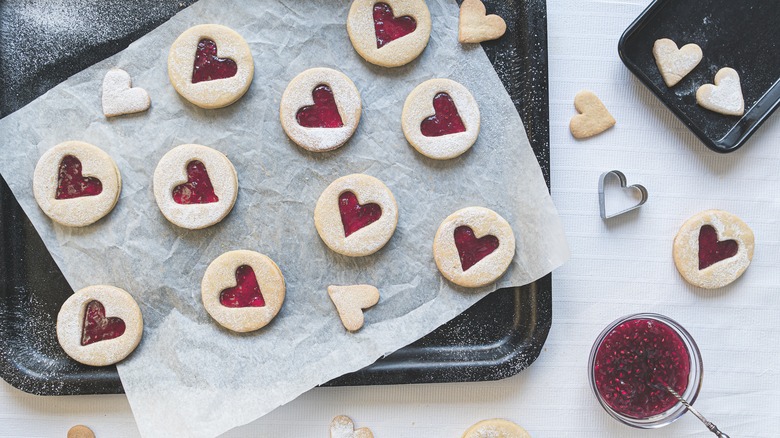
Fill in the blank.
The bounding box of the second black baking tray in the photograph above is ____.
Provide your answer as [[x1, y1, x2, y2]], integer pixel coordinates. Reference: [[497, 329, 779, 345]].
[[0, 0, 552, 395]]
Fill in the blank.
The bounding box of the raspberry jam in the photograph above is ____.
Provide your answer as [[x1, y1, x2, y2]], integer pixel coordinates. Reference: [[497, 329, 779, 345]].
[[172, 161, 219, 205], [698, 225, 738, 270], [81, 300, 126, 346], [420, 93, 467, 137], [373, 2, 417, 49], [56, 155, 103, 200], [454, 226, 499, 271], [296, 84, 344, 128], [192, 39, 238, 84], [339, 191, 382, 237], [219, 265, 266, 308]]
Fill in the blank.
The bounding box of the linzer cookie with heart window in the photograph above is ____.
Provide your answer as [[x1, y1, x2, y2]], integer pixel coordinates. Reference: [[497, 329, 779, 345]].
[[673, 209, 754, 289], [201, 250, 286, 332], [280, 68, 362, 152], [56, 285, 143, 367], [33, 141, 122, 227], [153, 144, 238, 230], [402, 78, 481, 160], [167, 24, 254, 109], [346, 0, 432, 68], [433, 206, 516, 288], [314, 174, 398, 257]]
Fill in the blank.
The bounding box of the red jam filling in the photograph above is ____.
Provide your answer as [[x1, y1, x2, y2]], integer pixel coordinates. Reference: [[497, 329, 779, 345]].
[[454, 226, 499, 271], [55, 155, 103, 200], [594, 318, 691, 419], [219, 265, 266, 308], [373, 2, 417, 49], [339, 191, 382, 237], [296, 84, 344, 128], [172, 161, 219, 205], [698, 225, 738, 270], [420, 93, 467, 137], [192, 39, 238, 84], [81, 300, 126, 346]]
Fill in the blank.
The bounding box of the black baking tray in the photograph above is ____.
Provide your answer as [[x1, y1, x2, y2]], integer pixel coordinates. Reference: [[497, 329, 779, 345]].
[[618, 0, 780, 153], [0, 0, 552, 395]]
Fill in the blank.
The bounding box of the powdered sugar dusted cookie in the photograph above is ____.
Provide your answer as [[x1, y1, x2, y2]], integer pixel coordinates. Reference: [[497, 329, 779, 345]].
[[280, 68, 362, 152], [168, 24, 254, 109], [102, 68, 151, 117], [346, 0, 432, 68], [696, 67, 745, 116], [330, 415, 374, 438], [433, 207, 515, 288], [328, 285, 380, 331], [153, 144, 238, 230], [56, 285, 143, 367], [458, 0, 507, 43], [201, 250, 286, 333], [314, 174, 398, 257], [652, 38, 702, 87], [673, 209, 754, 289], [33, 141, 121, 227], [569, 90, 616, 139], [462, 419, 531, 438], [402, 78, 481, 160]]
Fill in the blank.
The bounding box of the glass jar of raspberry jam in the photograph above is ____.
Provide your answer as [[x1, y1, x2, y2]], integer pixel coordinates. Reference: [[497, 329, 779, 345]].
[[588, 313, 703, 428]]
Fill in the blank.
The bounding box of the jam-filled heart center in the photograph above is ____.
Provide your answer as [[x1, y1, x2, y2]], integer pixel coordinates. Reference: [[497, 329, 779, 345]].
[[420, 93, 467, 137], [373, 2, 417, 49], [296, 84, 344, 128], [339, 191, 382, 237], [172, 160, 220, 205], [698, 224, 738, 270], [219, 265, 266, 308], [192, 39, 238, 83], [81, 300, 126, 346], [454, 225, 499, 271], [56, 155, 103, 200]]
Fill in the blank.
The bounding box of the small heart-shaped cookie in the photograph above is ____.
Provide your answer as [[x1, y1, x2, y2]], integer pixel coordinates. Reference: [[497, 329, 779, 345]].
[[458, 0, 506, 43], [328, 285, 379, 332], [102, 69, 150, 117], [696, 67, 745, 116], [569, 90, 615, 139], [330, 415, 374, 438], [652, 38, 702, 87]]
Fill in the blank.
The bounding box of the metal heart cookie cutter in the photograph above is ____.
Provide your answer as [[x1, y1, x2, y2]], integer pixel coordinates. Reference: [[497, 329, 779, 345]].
[[598, 170, 648, 219]]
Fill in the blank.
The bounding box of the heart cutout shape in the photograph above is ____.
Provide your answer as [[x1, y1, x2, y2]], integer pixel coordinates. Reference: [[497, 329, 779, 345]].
[[328, 285, 380, 331], [339, 191, 382, 237], [192, 39, 238, 84], [172, 160, 220, 204], [570, 90, 616, 139], [373, 2, 417, 49], [652, 39, 702, 87], [219, 265, 266, 308], [56, 155, 103, 200], [330, 415, 374, 438], [458, 0, 507, 43], [454, 225, 499, 271], [420, 92, 467, 137], [101, 69, 151, 117], [81, 300, 126, 346], [698, 225, 738, 270], [296, 84, 344, 128], [696, 67, 745, 116], [598, 170, 648, 219]]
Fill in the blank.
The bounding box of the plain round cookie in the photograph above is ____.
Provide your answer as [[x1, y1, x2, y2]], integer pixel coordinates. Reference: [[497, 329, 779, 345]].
[[168, 24, 254, 109], [673, 209, 754, 289], [57, 285, 143, 367], [201, 250, 286, 332], [346, 0, 432, 67], [280, 68, 362, 152], [462, 419, 531, 438], [434, 207, 516, 288], [153, 144, 238, 230], [33, 141, 122, 227], [402, 78, 481, 159], [314, 174, 398, 257]]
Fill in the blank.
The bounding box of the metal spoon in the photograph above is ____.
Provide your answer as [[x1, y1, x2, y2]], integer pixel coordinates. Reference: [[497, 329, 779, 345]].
[[662, 384, 730, 438]]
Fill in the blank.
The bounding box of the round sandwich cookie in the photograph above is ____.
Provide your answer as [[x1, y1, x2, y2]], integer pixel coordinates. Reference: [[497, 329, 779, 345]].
[[57, 285, 143, 367], [33, 141, 122, 227], [673, 209, 754, 289], [201, 250, 286, 333], [433, 207, 516, 288], [168, 24, 254, 109], [462, 419, 531, 438]]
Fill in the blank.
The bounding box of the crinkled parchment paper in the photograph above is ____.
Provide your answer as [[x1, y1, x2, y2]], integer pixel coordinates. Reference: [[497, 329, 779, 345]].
[[0, 0, 568, 436]]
